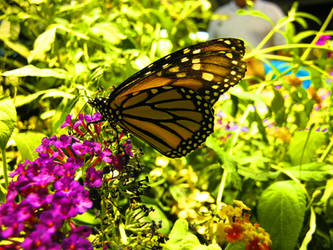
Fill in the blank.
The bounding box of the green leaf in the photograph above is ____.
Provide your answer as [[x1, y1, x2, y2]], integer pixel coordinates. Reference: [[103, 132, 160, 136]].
[[236, 9, 273, 24], [15, 92, 46, 107], [13, 132, 46, 161], [205, 136, 236, 172], [271, 88, 285, 114], [169, 184, 190, 202], [229, 88, 264, 103], [0, 98, 17, 149], [293, 30, 318, 43], [258, 181, 306, 250], [2, 65, 68, 79], [164, 219, 201, 250], [193, 244, 222, 250], [0, 18, 20, 40], [288, 130, 327, 165], [28, 26, 57, 62], [14, 89, 74, 107], [296, 12, 321, 25], [0, 38, 30, 58], [52, 96, 80, 133], [91, 23, 126, 44], [225, 242, 245, 250], [284, 162, 333, 182], [41, 89, 75, 99], [141, 204, 172, 234], [74, 211, 99, 225], [253, 109, 268, 143]]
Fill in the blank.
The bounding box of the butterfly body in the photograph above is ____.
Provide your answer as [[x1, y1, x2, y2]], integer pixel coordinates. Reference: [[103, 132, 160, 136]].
[[89, 38, 246, 158]]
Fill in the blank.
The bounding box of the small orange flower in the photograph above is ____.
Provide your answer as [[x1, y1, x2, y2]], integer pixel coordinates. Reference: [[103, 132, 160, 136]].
[[245, 236, 271, 250], [225, 222, 244, 242]]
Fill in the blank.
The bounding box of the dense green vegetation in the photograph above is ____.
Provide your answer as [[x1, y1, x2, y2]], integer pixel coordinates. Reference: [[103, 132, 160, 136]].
[[0, 0, 332, 249]]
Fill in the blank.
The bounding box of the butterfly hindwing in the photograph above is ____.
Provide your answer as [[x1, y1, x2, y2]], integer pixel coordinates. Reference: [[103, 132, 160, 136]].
[[115, 86, 215, 158]]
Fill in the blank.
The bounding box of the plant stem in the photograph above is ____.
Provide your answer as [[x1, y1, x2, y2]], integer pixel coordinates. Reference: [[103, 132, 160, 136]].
[[255, 13, 294, 52], [301, 8, 333, 61], [215, 81, 266, 209], [319, 136, 333, 162], [2, 148, 8, 189]]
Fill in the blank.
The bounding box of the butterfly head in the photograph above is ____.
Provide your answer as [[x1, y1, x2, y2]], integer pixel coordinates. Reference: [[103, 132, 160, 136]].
[[88, 97, 114, 121]]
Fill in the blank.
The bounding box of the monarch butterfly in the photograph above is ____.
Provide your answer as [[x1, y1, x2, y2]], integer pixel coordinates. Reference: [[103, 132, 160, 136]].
[[89, 38, 246, 158]]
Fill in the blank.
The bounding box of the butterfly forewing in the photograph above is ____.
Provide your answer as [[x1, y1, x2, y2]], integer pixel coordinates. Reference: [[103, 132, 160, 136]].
[[111, 38, 246, 104], [89, 38, 246, 158]]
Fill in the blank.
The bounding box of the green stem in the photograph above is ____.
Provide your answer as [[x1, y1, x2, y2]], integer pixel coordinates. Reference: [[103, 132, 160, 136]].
[[301, 8, 333, 61], [215, 169, 228, 214], [2, 148, 8, 189], [245, 44, 333, 59], [319, 135, 333, 162], [255, 13, 294, 52], [100, 185, 106, 244], [214, 81, 266, 210]]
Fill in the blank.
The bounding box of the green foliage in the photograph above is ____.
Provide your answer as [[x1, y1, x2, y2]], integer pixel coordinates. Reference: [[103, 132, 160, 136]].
[[258, 181, 306, 250], [1, 0, 333, 249], [288, 130, 328, 165], [0, 98, 16, 149], [164, 219, 222, 250], [13, 132, 46, 161]]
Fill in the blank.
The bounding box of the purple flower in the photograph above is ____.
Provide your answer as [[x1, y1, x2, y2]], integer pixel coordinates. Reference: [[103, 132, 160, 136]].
[[62, 233, 93, 250], [22, 226, 60, 250], [85, 167, 103, 188], [70, 189, 93, 214], [25, 188, 50, 208], [316, 35, 331, 45], [0, 113, 136, 248], [72, 142, 90, 155], [54, 177, 82, 195], [61, 114, 73, 128], [39, 211, 63, 234]]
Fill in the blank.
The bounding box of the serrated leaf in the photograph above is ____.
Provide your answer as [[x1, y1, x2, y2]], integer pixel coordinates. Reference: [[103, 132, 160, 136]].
[[258, 181, 306, 250], [28, 26, 57, 62], [0, 98, 17, 149], [2, 65, 68, 79], [13, 132, 46, 161], [288, 130, 327, 165], [285, 162, 333, 182]]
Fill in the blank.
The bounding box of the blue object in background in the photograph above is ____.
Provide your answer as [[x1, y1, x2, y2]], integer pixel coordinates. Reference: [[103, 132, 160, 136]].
[[264, 60, 312, 89]]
